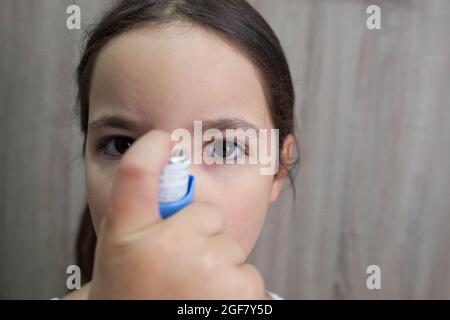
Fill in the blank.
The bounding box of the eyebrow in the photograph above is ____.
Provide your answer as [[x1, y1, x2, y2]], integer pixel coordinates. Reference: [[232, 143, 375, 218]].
[[201, 118, 260, 132], [88, 115, 138, 132], [88, 115, 260, 133]]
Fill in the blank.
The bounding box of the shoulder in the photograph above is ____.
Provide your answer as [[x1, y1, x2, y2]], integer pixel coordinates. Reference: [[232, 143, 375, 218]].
[[266, 290, 285, 300]]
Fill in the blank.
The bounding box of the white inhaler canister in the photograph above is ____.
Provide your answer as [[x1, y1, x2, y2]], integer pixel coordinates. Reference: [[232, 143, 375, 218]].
[[158, 149, 195, 219]]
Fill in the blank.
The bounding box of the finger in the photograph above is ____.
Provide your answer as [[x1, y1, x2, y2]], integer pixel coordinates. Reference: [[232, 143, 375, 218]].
[[107, 130, 174, 236], [164, 202, 225, 236], [209, 234, 246, 265], [237, 264, 266, 299]]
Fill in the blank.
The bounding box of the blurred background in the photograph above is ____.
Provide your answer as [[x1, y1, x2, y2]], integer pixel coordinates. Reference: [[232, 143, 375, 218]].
[[1, 0, 449, 299]]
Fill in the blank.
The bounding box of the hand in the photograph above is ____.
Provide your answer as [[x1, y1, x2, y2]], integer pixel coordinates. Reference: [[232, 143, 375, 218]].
[[88, 130, 267, 299]]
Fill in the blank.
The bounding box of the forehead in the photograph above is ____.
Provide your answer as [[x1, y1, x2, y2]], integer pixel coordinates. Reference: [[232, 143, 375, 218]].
[[88, 21, 272, 131]]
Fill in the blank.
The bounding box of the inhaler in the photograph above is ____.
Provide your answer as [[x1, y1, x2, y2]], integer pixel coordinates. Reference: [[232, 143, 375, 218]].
[[158, 147, 195, 219]]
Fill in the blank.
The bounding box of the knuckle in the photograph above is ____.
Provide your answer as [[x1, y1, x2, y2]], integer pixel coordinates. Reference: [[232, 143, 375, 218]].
[[198, 245, 224, 277], [200, 259, 216, 277], [199, 248, 218, 273], [196, 203, 225, 227]]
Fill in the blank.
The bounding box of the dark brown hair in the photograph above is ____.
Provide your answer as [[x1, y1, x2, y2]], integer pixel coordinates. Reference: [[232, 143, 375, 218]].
[[75, 0, 298, 284]]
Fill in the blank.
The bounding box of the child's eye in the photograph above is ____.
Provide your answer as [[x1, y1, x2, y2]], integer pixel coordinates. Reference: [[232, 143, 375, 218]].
[[97, 136, 134, 158], [203, 139, 247, 162]]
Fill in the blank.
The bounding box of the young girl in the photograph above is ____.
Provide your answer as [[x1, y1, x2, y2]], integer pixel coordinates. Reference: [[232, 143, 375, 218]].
[[64, 0, 297, 300]]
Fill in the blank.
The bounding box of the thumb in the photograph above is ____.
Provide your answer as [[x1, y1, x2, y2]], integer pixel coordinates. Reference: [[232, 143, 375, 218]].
[[106, 130, 174, 236]]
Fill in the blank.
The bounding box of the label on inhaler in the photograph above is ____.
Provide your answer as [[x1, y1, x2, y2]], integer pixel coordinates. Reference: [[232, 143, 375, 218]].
[[159, 157, 190, 203], [158, 147, 194, 219]]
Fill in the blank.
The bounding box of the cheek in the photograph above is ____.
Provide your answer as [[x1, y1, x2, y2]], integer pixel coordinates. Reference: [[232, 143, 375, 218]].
[[194, 166, 274, 255], [85, 157, 115, 234]]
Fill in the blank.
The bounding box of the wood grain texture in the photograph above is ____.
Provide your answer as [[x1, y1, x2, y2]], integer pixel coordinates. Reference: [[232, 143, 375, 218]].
[[1, 0, 449, 299]]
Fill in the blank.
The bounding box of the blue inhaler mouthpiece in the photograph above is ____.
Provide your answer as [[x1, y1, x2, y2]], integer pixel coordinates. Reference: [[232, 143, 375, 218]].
[[158, 148, 194, 219], [159, 175, 195, 219]]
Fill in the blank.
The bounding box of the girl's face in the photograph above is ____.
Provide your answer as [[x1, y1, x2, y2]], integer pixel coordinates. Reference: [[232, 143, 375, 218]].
[[85, 22, 288, 257]]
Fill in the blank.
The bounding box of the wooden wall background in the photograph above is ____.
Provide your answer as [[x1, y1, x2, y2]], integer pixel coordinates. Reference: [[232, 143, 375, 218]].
[[1, 0, 449, 299]]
